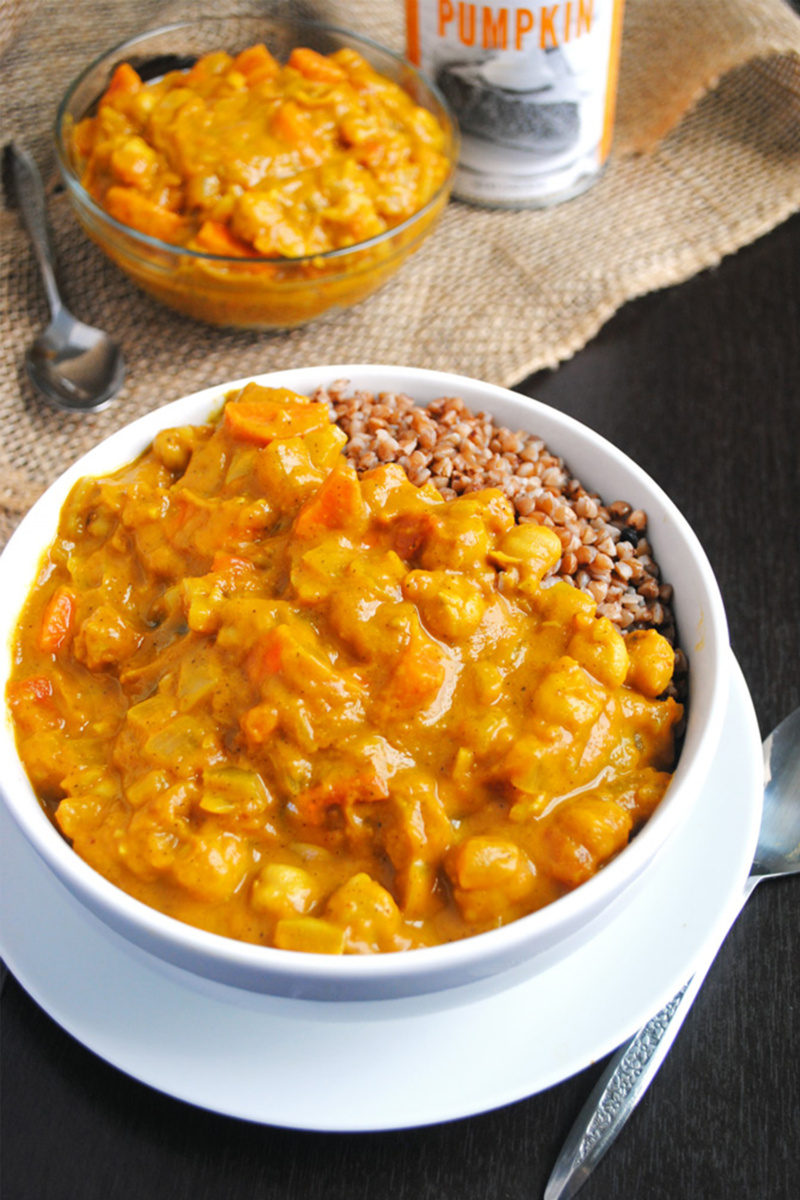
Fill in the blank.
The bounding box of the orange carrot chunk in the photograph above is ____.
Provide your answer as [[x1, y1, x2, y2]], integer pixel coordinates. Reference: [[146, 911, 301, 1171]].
[[246, 629, 286, 683], [287, 47, 347, 83], [210, 551, 255, 577], [100, 62, 142, 104], [10, 674, 53, 704], [233, 43, 280, 81], [39, 586, 76, 653], [195, 220, 258, 258], [7, 675, 59, 735]]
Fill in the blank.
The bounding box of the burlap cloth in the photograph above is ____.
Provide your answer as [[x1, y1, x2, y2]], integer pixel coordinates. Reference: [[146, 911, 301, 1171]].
[[3, 0, 800, 547]]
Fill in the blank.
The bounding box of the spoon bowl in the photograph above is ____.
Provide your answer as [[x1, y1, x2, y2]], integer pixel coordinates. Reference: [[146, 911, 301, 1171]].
[[26, 305, 125, 413], [5, 143, 124, 412]]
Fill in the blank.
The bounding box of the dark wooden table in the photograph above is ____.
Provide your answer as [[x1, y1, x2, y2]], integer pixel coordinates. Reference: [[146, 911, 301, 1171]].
[[2, 207, 799, 1200]]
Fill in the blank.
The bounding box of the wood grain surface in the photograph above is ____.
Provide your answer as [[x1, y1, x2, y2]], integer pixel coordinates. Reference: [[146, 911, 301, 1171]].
[[2, 207, 799, 1200]]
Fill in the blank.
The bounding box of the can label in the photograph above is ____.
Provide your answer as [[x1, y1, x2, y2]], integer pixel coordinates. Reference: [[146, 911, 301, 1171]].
[[407, 1, 625, 207]]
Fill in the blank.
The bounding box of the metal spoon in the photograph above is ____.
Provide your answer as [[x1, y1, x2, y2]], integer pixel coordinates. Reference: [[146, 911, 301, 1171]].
[[546, 704, 800, 1200], [5, 143, 125, 412]]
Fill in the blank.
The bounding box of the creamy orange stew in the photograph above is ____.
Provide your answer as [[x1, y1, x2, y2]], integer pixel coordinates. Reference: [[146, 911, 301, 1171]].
[[8, 386, 683, 953], [72, 43, 451, 258]]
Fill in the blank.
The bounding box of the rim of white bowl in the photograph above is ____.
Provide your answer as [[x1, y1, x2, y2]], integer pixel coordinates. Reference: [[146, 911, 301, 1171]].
[[0, 366, 730, 993]]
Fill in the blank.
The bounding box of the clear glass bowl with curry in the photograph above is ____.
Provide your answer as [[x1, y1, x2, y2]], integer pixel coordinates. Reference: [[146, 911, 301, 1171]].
[[55, 17, 458, 329]]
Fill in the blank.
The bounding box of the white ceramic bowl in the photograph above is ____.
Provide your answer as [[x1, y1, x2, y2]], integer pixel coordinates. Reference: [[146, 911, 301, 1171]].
[[0, 366, 729, 1001]]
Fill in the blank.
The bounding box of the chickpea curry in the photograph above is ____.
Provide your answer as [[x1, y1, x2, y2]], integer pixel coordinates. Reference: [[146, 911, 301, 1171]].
[[71, 42, 451, 259], [8, 386, 684, 954]]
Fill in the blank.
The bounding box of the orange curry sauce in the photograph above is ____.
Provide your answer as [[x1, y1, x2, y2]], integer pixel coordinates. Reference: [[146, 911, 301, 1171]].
[[8, 386, 683, 953]]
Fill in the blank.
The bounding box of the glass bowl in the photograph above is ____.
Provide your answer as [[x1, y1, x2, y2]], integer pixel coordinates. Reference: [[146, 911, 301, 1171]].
[[55, 16, 458, 330]]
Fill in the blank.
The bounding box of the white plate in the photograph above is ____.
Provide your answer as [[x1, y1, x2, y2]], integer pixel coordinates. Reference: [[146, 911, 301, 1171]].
[[0, 653, 761, 1131]]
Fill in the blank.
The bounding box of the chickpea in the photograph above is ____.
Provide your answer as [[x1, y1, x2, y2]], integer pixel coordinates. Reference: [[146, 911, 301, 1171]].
[[625, 629, 674, 697]]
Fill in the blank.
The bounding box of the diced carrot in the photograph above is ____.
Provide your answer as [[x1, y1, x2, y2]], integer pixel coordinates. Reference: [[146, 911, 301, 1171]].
[[100, 63, 142, 105], [271, 100, 313, 146], [233, 43, 279, 82], [7, 675, 59, 735], [39, 586, 76, 653], [292, 459, 366, 539], [224, 394, 330, 446], [210, 551, 255, 578], [195, 220, 258, 258], [247, 628, 286, 682], [10, 674, 53, 704], [287, 47, 346, 83], [105, 187, 185, 242]]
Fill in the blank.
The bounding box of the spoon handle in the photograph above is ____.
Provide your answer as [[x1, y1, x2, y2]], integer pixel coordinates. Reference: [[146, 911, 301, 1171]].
[[6, 144, 62, 318], [544, 879, 756, 1200], [543, 970, 706, 1200]]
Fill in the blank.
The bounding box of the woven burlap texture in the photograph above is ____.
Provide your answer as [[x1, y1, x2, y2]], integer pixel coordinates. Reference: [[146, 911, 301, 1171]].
[[3, 0, 800, 546]]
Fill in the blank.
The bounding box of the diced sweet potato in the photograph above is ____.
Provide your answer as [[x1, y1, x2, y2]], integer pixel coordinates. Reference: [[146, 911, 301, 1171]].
[[105, 187, 185, 242], [271, 100, 314, 146], [293, 766, 389, 825], [224, 386, 330, 446], [7, 361, 684, 958], [381, 624, 446, 712], [292, 458, 366, 539]]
